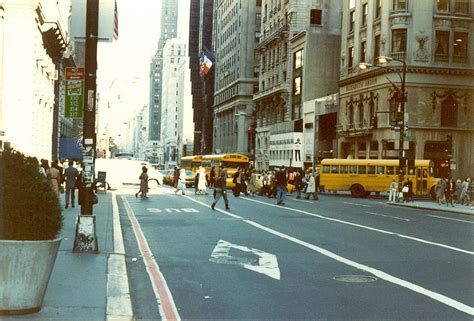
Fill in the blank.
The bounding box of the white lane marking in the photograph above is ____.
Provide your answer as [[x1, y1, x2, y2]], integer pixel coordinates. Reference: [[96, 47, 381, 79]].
[[122, 197, 181, 321], [426, 215, 474, 224], [210, 240, 280, 280], [294, 199, 314, 204], [243, 220, 474, 317], [183, 196, 474, 316], [343, 201, 372, 208], [242, 197, 474, 255], [365, 211, 411, 222]]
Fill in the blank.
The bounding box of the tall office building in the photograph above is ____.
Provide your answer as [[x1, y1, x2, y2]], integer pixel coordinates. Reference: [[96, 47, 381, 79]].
[[254, 0, 342, 170], [212, 0, 261, 156], [338, 0, 473, 179], [161, 39, 188, 168], [147, 0, 178, 162], [188, 0, 214, 155]]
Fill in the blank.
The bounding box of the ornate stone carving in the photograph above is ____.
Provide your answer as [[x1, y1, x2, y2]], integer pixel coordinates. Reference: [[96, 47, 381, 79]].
[[414, 34, 429, 62]]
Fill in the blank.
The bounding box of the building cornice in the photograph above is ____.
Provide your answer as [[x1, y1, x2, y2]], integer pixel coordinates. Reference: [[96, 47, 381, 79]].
[[339, 66, 474, 87]]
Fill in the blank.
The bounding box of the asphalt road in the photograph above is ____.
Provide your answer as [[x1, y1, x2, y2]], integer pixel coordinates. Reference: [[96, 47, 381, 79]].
[[118, 186, 474, 321]]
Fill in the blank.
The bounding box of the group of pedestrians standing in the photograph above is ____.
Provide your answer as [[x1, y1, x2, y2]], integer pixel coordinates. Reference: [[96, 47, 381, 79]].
[[435, 176, 471, 206], [36, 158, 81, 208]]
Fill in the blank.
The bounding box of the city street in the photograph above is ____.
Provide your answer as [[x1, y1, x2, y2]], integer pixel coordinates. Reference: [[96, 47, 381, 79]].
[[117, 187, 474, 321]]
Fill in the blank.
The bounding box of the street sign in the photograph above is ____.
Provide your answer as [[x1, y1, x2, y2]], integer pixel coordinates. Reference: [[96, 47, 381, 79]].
[[64, 67, 85, 118], [404, 135, 416, 141]]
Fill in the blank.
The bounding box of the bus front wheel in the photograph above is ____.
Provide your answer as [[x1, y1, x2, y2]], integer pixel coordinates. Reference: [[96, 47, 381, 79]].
[[350, 184, 365, 198]]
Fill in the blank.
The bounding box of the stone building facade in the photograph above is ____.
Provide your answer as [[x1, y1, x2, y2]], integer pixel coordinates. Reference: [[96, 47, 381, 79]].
[[0, 0, 69, 159], [212, 0, 261, 156], [254, 0, 342, 170], [338, 0, 474, 179]]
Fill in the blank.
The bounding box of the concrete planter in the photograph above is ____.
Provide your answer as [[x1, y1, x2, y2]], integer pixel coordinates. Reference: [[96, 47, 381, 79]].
[[0, 238, 61, 315]]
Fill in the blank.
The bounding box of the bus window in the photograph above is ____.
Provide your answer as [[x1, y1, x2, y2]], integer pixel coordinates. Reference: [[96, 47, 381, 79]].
[[349, 165, 357, 174], [358, 166, 366, 174], [340, 165, 348, 174], [368, 166, 376, 175], [422, 168, 428, 178], [331, 165, 339, 174], [408, 167, 415, 175], [322, 165, 330, 173], [396, 166, 407, 175], [387, 166, 394, 175], [376, 166, 385, 175]]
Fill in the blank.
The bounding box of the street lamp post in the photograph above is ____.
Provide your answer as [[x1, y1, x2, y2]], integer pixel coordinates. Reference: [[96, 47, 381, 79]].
[[359, 56, 408, 186]]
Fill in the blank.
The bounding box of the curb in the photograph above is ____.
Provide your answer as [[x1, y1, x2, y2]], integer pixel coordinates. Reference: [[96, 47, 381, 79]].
[[106, 192, 134, 321], [388, 202, 474, 216]]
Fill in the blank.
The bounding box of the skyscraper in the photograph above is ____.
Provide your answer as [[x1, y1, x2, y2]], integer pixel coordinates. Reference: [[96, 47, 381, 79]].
[[188, 0, 214, 155], [212, 0, 261, 156], [147, 0, 179, 162]]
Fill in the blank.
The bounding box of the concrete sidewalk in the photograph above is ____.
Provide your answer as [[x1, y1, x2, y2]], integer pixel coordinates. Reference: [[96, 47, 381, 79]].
[[3, 192, 133, 321], [388, 199, 474, 215]]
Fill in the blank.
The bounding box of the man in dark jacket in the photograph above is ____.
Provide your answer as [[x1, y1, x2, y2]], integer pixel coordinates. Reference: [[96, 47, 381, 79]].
[[275, 166, 288, 205], [64, 160, 79, 208], [211, 168, 230, 210]]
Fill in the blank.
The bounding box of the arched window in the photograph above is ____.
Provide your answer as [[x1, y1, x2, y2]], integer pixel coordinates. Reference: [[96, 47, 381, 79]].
[[348, 103, 354, 127], [358, 100, 364, 127]]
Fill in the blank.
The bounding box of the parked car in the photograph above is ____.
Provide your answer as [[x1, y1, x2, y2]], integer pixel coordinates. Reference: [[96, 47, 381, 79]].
[[160, 169, 174, 185], [183, 170, 196, 187]]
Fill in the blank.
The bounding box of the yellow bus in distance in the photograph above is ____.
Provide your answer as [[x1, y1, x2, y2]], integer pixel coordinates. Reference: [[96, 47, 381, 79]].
[[201, 154, 250, 188], [319, 159, 439, 198], [180, 155, 203, 172]]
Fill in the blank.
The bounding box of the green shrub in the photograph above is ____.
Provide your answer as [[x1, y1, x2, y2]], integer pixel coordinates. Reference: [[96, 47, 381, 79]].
[[0, 148, 63, 240]]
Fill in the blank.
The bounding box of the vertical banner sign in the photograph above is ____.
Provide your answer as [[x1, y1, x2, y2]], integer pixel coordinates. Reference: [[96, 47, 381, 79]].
[[65, 67, 85, 118]]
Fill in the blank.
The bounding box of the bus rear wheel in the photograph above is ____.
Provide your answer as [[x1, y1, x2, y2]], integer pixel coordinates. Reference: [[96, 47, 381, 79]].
[[350, 184, 365, 198]]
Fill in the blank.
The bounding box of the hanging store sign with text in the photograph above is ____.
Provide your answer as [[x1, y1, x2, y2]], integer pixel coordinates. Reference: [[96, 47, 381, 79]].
[[64, 67, 85, 118]]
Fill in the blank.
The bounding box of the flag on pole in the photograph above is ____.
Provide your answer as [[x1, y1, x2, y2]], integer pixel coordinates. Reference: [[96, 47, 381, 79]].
[[113, 0, 119, 40], [200, 51, 214, 76]]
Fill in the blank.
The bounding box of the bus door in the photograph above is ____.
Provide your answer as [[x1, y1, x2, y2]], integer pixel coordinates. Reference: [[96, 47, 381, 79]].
[[415, 167, 429, 195]]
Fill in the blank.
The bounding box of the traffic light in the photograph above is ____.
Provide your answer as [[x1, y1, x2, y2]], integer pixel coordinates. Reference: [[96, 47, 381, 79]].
[[399, 157, 407, 170], [446, 134, 453, 154]]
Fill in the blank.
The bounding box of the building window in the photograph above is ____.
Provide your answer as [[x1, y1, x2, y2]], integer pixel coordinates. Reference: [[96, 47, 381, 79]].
[[358, 100, 365, 127], [455, 0, 470, 14], [310, 9, 322, 25], [391, 29, 407, 54], [294, 49, 304, 69], [441, 94, 457, 127], [393, 0, 408, 11], [348, 46, 354, 69], [293, 77, 301, 95], [435, 30, 449, 61], [436, 0, 449, 12], [374, 34, 381, 59], [375, 0, 382, 18], [360, 41, 366, 62], [362, 3, 368, 26], [349, 10, 355, 32], [453, 32, 468, 61]]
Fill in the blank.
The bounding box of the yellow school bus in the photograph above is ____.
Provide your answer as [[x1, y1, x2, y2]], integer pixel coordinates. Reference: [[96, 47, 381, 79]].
[[201, 154, 250, 188], [319, 159, 439, 198], [180, 155, 203, 172]]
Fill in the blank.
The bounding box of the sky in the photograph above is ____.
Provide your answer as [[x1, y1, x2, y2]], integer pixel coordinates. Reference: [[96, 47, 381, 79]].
[[96, 0, 191, 141]]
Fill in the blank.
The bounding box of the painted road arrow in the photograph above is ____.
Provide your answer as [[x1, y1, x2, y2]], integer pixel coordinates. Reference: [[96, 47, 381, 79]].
[[209, 240, 280, 280]]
